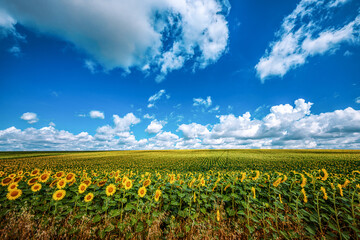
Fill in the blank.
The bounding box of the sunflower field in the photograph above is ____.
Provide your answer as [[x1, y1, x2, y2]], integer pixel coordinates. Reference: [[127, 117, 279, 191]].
[[0, 149, 360, 239]]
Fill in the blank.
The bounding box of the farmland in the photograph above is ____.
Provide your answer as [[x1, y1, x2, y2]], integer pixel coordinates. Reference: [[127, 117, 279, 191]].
[[0, 149, 360, 239]]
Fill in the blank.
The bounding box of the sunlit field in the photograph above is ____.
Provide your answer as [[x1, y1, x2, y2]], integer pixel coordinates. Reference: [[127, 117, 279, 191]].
[[1, 149, 360, 239]]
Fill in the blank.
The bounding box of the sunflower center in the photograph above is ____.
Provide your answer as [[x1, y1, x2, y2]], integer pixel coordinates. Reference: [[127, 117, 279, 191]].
[[11, 191, 18, 197], [57, 193, 63, 198]]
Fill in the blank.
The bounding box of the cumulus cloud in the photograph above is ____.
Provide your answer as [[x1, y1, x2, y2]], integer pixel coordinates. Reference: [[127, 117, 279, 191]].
[[255, 0, 360, 81], [143, 114, 155, 119], [89, 110, 105, 119], [20, 112, 38, 124], [145, 120, 166, 134], [178, 99, 360, 149], [355, 97, 360, 104], [3, 100, 360, 150], [148, 89, 168, 108], [0, 0, 230, 80]]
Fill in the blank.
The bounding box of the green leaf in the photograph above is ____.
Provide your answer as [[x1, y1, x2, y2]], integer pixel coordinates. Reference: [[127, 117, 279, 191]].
[[92, 215, 102, 223], [136, 222, 144, 233], [109, 209, 121, 218], [305, 226, 316, 235], [105, 224, 115, 232]]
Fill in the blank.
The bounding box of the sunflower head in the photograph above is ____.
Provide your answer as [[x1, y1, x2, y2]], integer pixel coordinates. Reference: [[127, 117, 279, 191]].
[[9, 173, 16, 178], [39, 173, 50, 183], [53, 190, 66, 201], [30, 169, 40, 176], [154, 189, 162, 202], [31, 183, 42, 192], [143, 179, 151, 187], [106, 184, 116, 196], [7, 189, 22, 200], [83, 179, 91, 187], [97, 179, 107, 187], [78, 183, 87, 194], [57, 179, 67, 189], [8, 182, 18, 191], [13, 176, 23, 183], [84, 192, 94, 202], [55, 171, 65, 179], [1, 177, 13, 186], [27, 178, 38, 186], [65, 173, 75, 183], [138, 186, 147, 198], [124, 179, 133, 190]]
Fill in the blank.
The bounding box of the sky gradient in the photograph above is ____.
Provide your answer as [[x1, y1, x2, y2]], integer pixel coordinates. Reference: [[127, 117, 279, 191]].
[[0, 0, 360, 150]]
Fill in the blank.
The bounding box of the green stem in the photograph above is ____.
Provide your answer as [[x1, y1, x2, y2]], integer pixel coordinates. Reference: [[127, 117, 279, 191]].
[[316, 194, 324, 237], [333, 190, 343, 240]]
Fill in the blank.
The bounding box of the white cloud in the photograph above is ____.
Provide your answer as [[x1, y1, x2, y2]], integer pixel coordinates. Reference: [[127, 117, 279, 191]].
[[145, 120, 166, 134], [0, 0, 229, 81], [148, 89, 167, 108], [356, 97, 360, 104], [8, 45, 21, 56], [20, 112, 38, 124], [3, 100, 360, 150], [255, 0, 360, 81], [193, 96, 212, 107], [89, 110, 105, 119], [178, 123, 210, 139], [143, 114, 155, 119], [49, 122, 56, 127], [84, 60, 97, 74], [178, 99, 360, 149]]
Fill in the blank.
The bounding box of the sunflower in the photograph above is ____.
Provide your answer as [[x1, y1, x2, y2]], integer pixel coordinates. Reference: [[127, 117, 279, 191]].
[[82, 179, 92, 187], [122, 176, 129, 186], [78, 183, 87, 194], [84, 192, 94, 202], [320, 186, 328, 200], [53, 190, 66, 201], [8, 173, 16, 178], [154, 189, 162, 202], [241, 172, 246, 182], [300, 174, 307, 188], [30, 168, 40, 176], [138, 186, 147, 198], [13, 176, 23, 183], [143, 179, 151, 187], [200, 178, 206, 187], [0, 171, 4, 177], [321, 169, 329, 181], [273, 177, 282, 187], [251, 187, 256, 199], [57, 179, 66, 189], [106, 184, 116, 196], [39, 173, 50, 183], [7, 189, 22, 200], [97, 179, 107, 187], [31, 183, 42, 192], [301, 188, 308, 203], [1, 177, 13, 186], [27, 177, 38, 186], [55, 171, 65, 179], [17, 170, 24, 175], [65, 173, 76, 183], [337, 184, 343, 197], [216, 210, 220, 222], [124, 179, 133, 190], [8, 182, 18, 191]]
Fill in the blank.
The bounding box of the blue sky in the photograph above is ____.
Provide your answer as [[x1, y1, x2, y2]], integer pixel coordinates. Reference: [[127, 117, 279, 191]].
[[0, 0, 360, 150]]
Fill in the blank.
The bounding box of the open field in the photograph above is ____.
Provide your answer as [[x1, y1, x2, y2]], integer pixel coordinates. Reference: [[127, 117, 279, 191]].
[[1, 149, 360, 239]]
